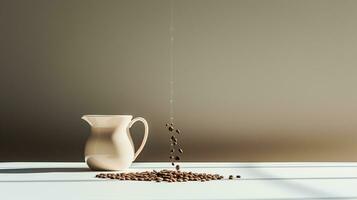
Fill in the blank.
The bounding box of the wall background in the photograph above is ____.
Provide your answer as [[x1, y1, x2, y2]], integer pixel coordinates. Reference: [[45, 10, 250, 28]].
[[1, 0, 357, 161]]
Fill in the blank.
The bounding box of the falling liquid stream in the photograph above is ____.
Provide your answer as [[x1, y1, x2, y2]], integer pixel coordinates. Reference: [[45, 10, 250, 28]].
[[169, 0, 175, 124]]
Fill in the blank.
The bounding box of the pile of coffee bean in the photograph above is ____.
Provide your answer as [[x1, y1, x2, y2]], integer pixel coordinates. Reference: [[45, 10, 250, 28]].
[[166, 123, 182, 170], [95, 169, 225, 182]]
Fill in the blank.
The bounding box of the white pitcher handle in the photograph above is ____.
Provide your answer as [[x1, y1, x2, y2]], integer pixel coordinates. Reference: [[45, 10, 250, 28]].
[[128, 117, 149, 161]]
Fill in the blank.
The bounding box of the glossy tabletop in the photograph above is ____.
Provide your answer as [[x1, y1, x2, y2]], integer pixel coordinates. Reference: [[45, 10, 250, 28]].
[[1, 162, 357, 199]]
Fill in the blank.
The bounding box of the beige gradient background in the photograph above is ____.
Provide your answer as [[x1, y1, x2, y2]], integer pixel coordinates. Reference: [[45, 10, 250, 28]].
[[1, 0, 357, 161]]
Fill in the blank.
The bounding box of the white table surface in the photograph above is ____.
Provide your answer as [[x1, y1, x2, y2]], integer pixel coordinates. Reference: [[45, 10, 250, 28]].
[[1, 162, 357, 200]]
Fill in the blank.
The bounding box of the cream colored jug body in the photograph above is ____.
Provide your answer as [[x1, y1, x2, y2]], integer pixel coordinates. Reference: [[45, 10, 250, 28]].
[[82, 115, 148, 171]]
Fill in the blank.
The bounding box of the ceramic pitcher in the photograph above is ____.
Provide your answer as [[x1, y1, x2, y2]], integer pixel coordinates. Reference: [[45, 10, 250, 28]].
[[82, 115, 149, 171]]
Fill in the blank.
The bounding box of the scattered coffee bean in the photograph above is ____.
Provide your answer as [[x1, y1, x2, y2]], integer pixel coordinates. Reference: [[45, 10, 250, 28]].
[[236, 175, 241, 178], [229, 175, 233, 179], [171, 162, 175, 166], [169, 155, 174, 159], [175, 156, 180, 161], [175, 165, 180, 171], [170, 149, 175, 153], [168, 126, 174, 131], [178, 148, 183, 153], [175, 129, 180, 134]]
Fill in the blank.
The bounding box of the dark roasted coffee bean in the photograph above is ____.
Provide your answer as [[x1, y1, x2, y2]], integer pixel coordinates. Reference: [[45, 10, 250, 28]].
[[171, 162, 175, 166], [175, 156, 180, 161], [236, 175, 241, 178], [168, 126, 174, 131], [170, 155, 174, 159], [229, 175, 233, 179], [165, 123, 169, 127], [170, 149, 175, 153], [171, 136, 177, 142], [175, 165, 180, 171], [175, 129, 180, 134], [173, 142, 177, 145], [178, 148, 183, 153]]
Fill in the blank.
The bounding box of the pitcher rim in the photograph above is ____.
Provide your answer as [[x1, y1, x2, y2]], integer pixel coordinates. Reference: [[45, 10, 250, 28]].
[[82, 115, 133, 118]]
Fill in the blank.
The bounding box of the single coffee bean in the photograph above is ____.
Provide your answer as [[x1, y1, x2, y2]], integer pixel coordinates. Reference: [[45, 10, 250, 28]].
[[178, 148, 183, 153], [229, 175, 233, 179], [170, 155, 174, 159], [236, 175, 241, 178], [175, 129, 180, 134], [170, 149, 175, 153], [171, 162, 175, 166], [175, 156, 180, 161], [175, 165, 180, 171], [171, 136, 177, 142], [168, 126, 174, 131]]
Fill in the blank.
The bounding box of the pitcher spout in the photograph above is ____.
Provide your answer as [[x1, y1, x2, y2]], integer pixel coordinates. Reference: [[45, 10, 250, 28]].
[[81, 115, 94, 126]]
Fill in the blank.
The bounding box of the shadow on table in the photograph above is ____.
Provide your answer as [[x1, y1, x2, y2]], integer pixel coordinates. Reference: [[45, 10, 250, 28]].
[[0, 168, 91, 173], [0, 179, 106, 183], [239, 167, 338, 198]]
